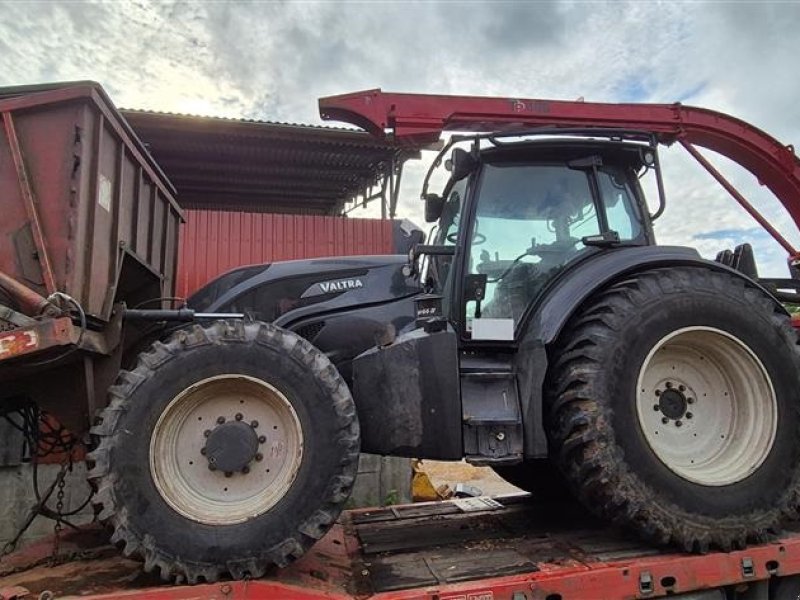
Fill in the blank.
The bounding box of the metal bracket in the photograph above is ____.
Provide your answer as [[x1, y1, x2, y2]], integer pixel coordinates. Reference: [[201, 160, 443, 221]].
[[639, 571, 654, 595], [741, 557, 755, 578]]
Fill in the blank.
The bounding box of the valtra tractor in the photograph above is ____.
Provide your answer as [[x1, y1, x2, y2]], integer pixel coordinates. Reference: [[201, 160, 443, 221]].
[[1, 84, 800, 583]]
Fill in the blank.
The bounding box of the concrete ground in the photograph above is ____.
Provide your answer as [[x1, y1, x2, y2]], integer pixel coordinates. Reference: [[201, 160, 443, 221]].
[[0, 462, 95, 553]]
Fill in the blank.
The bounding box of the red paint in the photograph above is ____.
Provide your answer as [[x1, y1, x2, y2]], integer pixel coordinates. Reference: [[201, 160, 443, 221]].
[[792, 313, 800, 329], [320, 89, 800, 254], [11, 526, 800, 600], [176, 211, 395, 298]]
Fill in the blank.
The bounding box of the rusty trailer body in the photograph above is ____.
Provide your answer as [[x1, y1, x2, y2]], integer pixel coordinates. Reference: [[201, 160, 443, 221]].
[[0, 82, 181, 434], [0, 82, 181, 321]]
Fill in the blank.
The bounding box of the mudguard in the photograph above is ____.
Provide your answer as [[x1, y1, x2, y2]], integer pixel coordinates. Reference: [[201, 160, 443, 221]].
[[527, 245, 786, 344], [352, 327, 462, 459], [517, 244, 786, 459]]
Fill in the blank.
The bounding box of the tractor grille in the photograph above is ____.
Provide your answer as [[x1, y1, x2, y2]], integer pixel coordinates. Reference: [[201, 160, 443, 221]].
[[295, 321, 325, 342]]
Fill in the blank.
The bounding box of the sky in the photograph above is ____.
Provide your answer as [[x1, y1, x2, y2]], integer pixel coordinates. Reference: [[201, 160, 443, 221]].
[[1, 0, 799, 275]]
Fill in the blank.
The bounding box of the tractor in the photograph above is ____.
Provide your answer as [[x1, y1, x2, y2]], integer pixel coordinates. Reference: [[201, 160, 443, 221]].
[[3, 87, 800, 583]]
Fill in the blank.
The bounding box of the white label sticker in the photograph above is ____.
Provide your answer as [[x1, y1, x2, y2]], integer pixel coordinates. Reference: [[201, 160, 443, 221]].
[[471, 318, 514, 341], [98, 174, 112, 212]]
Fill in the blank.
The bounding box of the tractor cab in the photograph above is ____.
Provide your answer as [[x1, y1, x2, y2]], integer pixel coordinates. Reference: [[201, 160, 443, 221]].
[[418, 133, 659, 342], [352, 132, 672, 464]]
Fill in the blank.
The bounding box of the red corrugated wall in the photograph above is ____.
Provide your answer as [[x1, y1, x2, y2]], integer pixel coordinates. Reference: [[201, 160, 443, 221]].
[[176, 210, 395, 297]]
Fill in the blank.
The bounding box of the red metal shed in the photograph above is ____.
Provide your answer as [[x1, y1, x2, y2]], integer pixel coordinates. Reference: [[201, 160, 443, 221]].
[[176, 210, 396, 297]]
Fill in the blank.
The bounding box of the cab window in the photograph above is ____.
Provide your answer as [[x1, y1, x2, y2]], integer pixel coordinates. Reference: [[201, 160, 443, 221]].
[[466, 161, 641, 334]]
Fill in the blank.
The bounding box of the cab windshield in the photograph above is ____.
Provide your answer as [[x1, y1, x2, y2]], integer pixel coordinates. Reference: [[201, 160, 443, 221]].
[[467, 160, 642, 329]]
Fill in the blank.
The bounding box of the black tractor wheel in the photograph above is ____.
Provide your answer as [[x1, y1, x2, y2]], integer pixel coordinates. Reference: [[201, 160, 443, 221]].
[[546, 266, 800, 552], [492, 459, 572, 501], [87, 320, 359, 583]]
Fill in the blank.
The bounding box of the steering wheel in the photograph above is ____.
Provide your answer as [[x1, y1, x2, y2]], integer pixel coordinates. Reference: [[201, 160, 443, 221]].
[[447, 231, 486, 245]]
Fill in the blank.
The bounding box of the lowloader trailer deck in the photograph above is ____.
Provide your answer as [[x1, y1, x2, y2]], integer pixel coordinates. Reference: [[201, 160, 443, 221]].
[[2, 494, 800, 600]]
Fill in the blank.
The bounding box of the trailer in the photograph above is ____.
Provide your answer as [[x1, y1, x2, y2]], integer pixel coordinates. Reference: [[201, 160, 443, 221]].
[[2, 494, 800, 599], [0, 81, 182, 435]]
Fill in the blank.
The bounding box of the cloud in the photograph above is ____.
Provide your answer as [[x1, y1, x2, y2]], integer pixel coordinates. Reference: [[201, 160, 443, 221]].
[[1, 0, 798, 275]]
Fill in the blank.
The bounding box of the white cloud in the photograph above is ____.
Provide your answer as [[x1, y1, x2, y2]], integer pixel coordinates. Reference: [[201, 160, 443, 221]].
[[1, 0, 798, 275]]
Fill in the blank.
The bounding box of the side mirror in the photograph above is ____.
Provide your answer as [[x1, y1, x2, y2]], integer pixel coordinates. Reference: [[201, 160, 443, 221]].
[[424, 194, 445, 223], [447, 148, 477, 182]]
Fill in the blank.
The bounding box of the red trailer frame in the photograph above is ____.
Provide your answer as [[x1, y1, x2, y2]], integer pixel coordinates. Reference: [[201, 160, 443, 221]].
[[2, 495, 799, 600]]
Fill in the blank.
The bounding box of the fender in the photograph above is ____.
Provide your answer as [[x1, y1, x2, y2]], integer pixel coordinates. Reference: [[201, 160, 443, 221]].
[[528, 245, 787, 345], [516, 245, 787, 459]]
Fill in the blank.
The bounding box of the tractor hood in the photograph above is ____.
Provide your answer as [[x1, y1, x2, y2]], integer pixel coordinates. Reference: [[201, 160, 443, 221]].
[[188, 255, 421, 328]]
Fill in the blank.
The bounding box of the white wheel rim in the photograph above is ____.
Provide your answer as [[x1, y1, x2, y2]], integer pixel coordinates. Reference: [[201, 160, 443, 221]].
[[636, 326, 777, 486], [150, 374, 304, 525]]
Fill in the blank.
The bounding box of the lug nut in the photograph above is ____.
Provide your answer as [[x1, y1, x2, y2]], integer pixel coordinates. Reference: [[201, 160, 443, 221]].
[[225, 471, 233, 478], [678, 385, 686, 392], [250, 420, 259, 428], [676, 420, 683, 427], [655, 390, 661, 397], [235, 413, 243, 421], [242, 466, 250, 474], [665, 382, 673, 389], [255, 453, 263, 461], [200, 447, 207, 455], [204, 429, 211, 437], [217, 416, 225, 425], [208, 464, 217, 471], [258, 435, 266, 444], [687, 398, 695, 404], [661, 417, 669, 424], [653, 404, 660, 411], [686, 412, 693, 419]]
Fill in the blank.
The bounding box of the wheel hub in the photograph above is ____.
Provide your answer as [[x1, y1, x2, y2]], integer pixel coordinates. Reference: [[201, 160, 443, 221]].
[[636, 327, 777, 486], [658, 387, 687, 420], [203, 420, 260, 474]]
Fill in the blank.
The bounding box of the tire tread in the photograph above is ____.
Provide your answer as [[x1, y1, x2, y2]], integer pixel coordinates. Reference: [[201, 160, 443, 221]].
[[86, 320, 359, 583]]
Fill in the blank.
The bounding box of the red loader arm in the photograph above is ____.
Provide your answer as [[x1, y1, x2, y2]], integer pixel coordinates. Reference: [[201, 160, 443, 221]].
[[319, 90, 800, 261]]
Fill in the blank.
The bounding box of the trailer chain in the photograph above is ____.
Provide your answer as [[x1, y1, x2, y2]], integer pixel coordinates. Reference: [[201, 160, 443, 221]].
[[0, 402, 93, 559], [51, 473, 67, 559]]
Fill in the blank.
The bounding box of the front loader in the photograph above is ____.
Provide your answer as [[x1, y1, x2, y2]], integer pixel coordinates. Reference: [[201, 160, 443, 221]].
[[2, 86, 800, 583]]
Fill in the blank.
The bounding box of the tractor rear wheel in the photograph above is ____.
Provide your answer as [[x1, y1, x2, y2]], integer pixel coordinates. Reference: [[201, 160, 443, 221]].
[[87, 320, 359, 582], [546, 266, 800, 552]]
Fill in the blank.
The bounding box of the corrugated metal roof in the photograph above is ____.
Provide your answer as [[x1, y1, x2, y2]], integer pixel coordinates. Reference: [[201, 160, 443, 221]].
[[122, 110, 416, 215], [122, 108, 364, 133]]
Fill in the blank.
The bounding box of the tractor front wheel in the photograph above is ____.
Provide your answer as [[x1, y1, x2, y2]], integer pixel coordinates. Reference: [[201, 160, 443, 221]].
[[88, 320, 359, 582]]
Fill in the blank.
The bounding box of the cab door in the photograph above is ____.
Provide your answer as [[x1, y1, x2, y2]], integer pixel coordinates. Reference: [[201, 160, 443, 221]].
[[457, 159, 645, 343]]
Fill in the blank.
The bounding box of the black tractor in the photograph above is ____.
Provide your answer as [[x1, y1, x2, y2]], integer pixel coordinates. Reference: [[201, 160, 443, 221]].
[[88, 128, 800, 582]]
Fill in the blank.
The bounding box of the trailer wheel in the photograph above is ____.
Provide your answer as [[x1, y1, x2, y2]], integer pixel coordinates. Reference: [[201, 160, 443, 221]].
[[87, 320, 359, 583], [546, 266, 800, 552]]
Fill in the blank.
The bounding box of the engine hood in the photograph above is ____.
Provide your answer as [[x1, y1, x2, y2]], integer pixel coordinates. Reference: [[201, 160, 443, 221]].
[[188, 255, 420, 327]]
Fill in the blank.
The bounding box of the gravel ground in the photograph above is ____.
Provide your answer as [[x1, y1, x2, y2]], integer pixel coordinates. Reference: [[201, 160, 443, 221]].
[[420, 460, 521, 497]]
